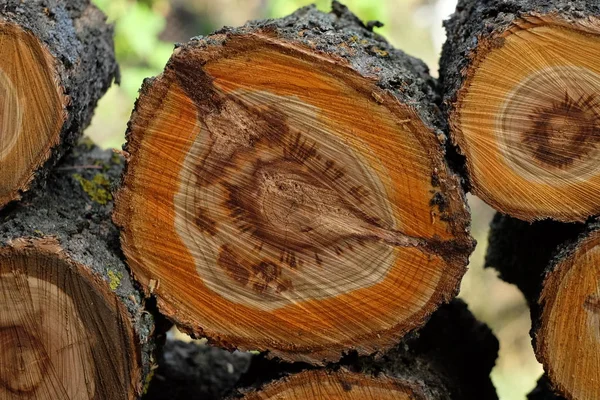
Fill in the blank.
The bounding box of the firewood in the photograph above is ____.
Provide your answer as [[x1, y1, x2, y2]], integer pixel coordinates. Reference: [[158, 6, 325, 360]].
[[114, 2, 474, 364], [0, 0, 117, 209], [143, 300, 497, 400], [487, 213, 600, 400], [0, 143, 155, 399], [441, 0, 600, 222]]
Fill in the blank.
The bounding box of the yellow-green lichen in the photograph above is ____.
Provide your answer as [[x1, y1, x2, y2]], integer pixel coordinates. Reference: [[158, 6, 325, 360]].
[[110, 151, 123, 165], [143, 367, 156, 395], [371, 47, 388, 57], [107, 269, 123, 291], [73, 173, 113, 205], [78, 136, 95, 150]]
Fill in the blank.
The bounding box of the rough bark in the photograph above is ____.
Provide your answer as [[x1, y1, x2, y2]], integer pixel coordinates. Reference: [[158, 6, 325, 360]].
[[115, 1, 473, 365], [0, 141, 155, 399], [245, 300, 496, 399], [148, 300, 498, 400], [0, 0, 118, 208], [144, 340, 252, 400], [142, 300, 497, 399], [485, 213, 585, 307]]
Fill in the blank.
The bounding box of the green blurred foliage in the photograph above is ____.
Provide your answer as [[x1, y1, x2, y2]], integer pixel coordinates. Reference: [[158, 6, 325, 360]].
[[93, 0, 173, 97]]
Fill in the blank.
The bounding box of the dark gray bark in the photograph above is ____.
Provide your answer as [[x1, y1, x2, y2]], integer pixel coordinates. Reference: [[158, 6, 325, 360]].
[[440, 0, 600, 117], [361, 299, 499, 400], [485, 213, 585, 307], [144, 341, 252, 400], [485, 213, 584, 342], [0, 141, 156, 398], [148, 300, 497, 400], [0, 0, 118, 203], [528, 375, 566, 400]]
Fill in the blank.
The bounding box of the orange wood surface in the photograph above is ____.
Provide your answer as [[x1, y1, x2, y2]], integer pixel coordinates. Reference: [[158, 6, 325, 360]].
[[0, 239, 141, 400], [451, 16, 600, 221], [0, 22, 66, 207], [115, 33, 472, 363], [241, 370, 423, 400], [538, 231, 600, 400]]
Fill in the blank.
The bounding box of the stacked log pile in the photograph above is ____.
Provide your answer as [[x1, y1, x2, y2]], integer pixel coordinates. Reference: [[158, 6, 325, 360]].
[[16, 0, 600, 398], [0, 142, 157, 399], [147, 300, 498, 400], [441, 0, 600, 399]]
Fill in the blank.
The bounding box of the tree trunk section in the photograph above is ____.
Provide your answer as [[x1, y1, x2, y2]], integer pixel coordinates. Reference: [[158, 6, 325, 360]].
[[114, 1, 474, 365], [486, 213, 600, 400], [0, 143, 155, 399], [143, 300, 498, 400], [0, 0, 118, 209], [440, 0, 600, 222]]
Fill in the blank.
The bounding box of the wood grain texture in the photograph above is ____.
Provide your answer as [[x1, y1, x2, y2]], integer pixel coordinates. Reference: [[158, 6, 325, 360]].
[[0, 0, 117, 209], [441, 0, 600, 221], [229, 300, 498, 400], [486, 214, 600, 400], [0, 143, 156, 399], [538, 230, 600, 400], [240, 370, 423, 400], [115, 3, 473, 364], [0, 239, 139, 400]]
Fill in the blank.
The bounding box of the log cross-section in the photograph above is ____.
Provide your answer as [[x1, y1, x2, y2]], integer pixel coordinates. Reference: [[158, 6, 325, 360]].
[[0, 239, 139, 399], [538, 230, 600, 400], [0, 0, 118, 209], [240, 370, 426, 400], [486, 213, 600, 400], [0, 143, 156, 399], [441, 0, 600, 222], [115, 3, 473, 364]]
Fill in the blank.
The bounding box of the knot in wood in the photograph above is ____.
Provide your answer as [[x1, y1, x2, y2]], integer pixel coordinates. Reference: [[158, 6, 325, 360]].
[[498, 66, 600, 182], [0, 326, 48, 393], [524, 92, 600, 169]]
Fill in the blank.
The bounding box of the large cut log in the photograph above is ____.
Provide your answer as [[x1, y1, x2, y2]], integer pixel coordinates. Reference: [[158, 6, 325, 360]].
[[0, 143, 155, 399], [114, 2, 474, 364], [0, 0, 117, 209], [440, 0, 600, 222], [486, 214, 600, 400], [143, 300, 497, 400]]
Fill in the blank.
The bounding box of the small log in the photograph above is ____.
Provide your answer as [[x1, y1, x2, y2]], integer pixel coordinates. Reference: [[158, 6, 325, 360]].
[[440, 0, 600, 222], [234, 299, 498, 399], [114, 2, 474, 364], [0, 143, 155, 399], [0, 0, 117, 209], [486, 213, 600, 400]]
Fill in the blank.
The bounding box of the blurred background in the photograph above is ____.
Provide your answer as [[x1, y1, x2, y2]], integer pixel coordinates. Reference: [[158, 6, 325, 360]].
[[87, 1, 541, 399]]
